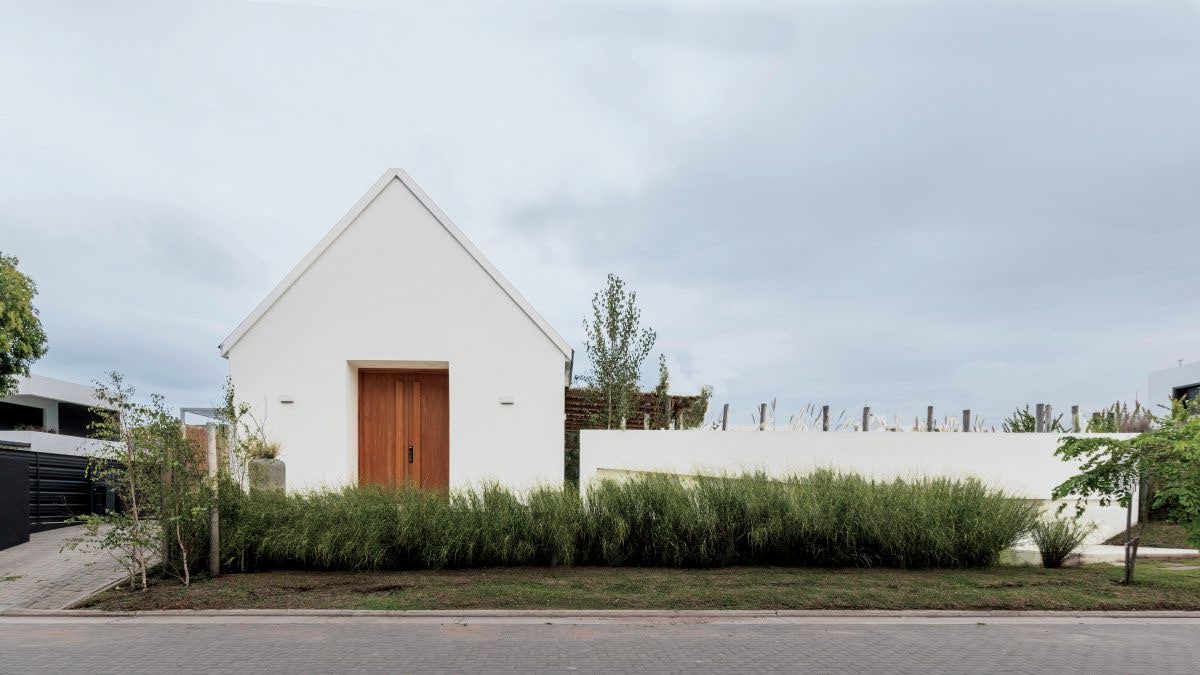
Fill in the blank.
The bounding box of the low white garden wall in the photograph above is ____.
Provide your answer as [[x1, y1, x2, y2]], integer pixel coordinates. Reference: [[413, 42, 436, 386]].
[[579, 430, 1138, 543]]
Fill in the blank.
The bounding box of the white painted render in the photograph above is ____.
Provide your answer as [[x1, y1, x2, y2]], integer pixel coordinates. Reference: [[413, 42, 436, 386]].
[[222, 170, 569, 491], [0, 374, 112, 455], [0, 429, 108, 457], [2, 374, 108, 428], [580, 431, 1139, 542], [1148, 360, 1200, 410]]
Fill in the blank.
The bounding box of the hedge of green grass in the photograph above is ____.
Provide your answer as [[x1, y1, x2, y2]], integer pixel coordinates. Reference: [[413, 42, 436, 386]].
[[220, 471, 1038, 571]]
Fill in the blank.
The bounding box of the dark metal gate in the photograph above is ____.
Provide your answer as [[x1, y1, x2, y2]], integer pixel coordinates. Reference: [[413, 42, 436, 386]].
[[0, 443, 109, 532]]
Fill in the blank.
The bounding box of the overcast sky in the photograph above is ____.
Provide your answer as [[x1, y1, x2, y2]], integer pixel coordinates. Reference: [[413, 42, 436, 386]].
[[2, 0, 1198, 428]]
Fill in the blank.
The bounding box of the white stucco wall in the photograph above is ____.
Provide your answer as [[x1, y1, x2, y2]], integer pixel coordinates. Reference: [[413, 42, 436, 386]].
[[225, 176, 566, 491], [580, 431, 1138, 542]]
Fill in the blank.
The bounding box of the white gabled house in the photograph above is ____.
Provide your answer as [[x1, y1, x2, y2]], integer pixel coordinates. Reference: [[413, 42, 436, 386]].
[[220, 169, 572, 492]]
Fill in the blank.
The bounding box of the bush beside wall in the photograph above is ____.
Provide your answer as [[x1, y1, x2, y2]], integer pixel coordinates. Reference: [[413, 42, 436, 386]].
[[220, 471, 1038, 571]]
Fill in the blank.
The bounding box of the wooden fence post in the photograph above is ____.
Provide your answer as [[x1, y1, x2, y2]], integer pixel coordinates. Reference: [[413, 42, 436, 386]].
[[759, 403, 768, 431], [1035, 403, 1045, 433], [962, 409, 971, 432], [862, 406, 870, 432], [821, 405, 830, 431], [1045, 403, 1053, 432], [207, 422, 220, 578], [926, 405, 934, 432], [721, 404, 729, 431], [1071, 405, 1080, 433]]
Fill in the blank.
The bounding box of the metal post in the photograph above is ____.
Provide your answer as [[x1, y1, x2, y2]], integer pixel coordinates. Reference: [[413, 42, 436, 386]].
[[962, 409, 971, 432], [926, 405, 934, 432], [207, 422, 220, 578], [1071, 405, 1080, 433], [720, 404, 729, 431], [759, 403, 768, 431], [862, 406, 870, 432], [821, 405, 830, 432], [1035, 403, 1045, 433]]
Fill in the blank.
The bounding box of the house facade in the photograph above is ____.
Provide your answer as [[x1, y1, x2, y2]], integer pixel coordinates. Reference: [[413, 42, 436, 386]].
[[0, 374, 114, 534], [220, 170, 572, 491], [0, 374, 110, 457]]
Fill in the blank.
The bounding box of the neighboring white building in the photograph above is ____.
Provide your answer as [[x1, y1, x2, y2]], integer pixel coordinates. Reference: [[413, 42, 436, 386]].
[[1148, 360, 1200, 411], [220, 169, 572, 492], [0, 374, 110, 457]]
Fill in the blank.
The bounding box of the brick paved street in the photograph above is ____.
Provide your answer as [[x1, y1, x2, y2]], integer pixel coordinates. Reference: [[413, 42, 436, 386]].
[[0, 526, 134, 610], [2, 613, 1199, 673]]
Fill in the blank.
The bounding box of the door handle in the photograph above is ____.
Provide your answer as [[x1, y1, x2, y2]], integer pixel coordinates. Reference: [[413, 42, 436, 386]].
[[408, 445, 414, 463]]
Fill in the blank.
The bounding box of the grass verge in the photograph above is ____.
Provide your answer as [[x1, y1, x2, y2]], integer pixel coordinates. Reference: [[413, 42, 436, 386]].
[[80, 561, 1200, 612], [1104, 521, 1195, 549]]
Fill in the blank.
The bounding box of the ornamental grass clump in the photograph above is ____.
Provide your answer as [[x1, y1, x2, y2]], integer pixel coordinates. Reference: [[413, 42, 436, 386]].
[[1031, 517, 1094, 568], [221, 470, 1038, 571]]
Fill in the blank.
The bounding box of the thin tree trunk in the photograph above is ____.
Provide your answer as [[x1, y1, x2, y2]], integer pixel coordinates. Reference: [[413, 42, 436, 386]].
[[175, 521, 190, 586], [1123, 495, 1134, 585]]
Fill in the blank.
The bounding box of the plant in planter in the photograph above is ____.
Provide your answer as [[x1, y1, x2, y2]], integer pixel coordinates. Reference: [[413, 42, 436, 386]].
[[246, 435, 285, 492]]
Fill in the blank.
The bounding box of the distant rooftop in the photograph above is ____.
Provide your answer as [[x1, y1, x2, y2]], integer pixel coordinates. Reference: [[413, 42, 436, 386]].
[[4, 374, 107, 409]]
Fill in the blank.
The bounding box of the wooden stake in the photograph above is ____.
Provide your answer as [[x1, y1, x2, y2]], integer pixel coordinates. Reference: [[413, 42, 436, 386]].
[[962, 409, 971, 432], [207, 422, 220, 578], [721, 403, 729, 431], [1035, 403, 1045, 433], [759, 403, 768, 431], [1045, 403, 1053, 432], [926, 405, 934, 432], [821, 405, 830, 431], [1071, 405, 1080, 433], [862, 406, 870, 432]]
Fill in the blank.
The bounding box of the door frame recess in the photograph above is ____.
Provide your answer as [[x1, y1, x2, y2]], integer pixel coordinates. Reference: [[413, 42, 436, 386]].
[[355, 366, 450, 490]]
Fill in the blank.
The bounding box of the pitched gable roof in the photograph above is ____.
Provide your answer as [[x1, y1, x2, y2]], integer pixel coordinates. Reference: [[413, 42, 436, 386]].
[[218, 169, 572, 361]]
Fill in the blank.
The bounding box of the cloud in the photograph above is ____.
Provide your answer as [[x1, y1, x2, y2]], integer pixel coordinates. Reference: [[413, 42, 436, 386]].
[[1, 0, 1198, 425]]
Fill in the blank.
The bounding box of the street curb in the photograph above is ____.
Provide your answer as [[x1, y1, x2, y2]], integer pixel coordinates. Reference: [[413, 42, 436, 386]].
[[7, 608, 1200, 619]]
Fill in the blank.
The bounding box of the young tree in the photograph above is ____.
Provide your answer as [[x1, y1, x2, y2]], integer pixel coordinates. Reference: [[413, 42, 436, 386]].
[[650, 354, 712, 430], [650, 354, 671, 429], [1052, 400, 1200, 584], [66, 373, 213, 589], [0, 252, 48, 396], [577, 274, 656, 429], [1002, 405, 1065, 433]]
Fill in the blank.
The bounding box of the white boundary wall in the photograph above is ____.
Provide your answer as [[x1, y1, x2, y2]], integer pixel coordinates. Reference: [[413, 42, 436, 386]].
[[580, 430, 1138, 543]]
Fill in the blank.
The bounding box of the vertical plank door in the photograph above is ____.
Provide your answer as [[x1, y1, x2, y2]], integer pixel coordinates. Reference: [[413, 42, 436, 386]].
[[359, 370, 448, 490]]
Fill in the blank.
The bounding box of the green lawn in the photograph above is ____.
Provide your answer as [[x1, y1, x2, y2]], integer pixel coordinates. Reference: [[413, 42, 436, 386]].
[[1104, 521, 1196, 549], [81, 561, 1200, 612]]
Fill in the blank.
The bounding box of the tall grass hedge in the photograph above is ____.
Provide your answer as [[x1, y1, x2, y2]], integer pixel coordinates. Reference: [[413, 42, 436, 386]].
[[220, 471, 1037, 571]]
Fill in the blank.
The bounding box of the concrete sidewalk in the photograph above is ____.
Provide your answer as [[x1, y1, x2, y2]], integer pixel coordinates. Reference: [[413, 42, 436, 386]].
[[0, 526, 133, 610]]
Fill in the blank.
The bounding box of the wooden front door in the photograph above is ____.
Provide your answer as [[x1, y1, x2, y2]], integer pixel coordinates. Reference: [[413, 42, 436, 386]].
[[358, 370, 449, 490]]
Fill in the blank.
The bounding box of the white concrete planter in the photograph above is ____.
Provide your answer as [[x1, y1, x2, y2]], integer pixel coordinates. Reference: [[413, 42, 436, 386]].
[[248, 458, 286, 492]]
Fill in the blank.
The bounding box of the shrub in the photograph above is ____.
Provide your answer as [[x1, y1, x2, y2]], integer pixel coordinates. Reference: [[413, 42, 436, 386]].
[[1031, 517, 1094, 568], [221, 471, 1038, 571]]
